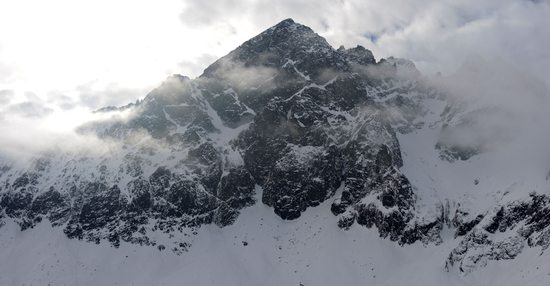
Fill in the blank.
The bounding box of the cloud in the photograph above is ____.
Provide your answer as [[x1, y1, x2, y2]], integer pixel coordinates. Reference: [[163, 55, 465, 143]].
[[180, 0, 336, 33], [7, 101, 53, 118], [202, 56, 279, 91], [431, 55, 550, 164], [0, 43, 16, 83], [0, 91, 53, 119], [46, 93, 78, 110], [0, 112, 122, 164], [178, 53, 218, 79], [0, 89, 14, 104], [0, 61, 15, 83], [0, 86, 137, 161], [0, 99, 135, 163], [75, 81, 150, 110], [179, 0, 550, 86]]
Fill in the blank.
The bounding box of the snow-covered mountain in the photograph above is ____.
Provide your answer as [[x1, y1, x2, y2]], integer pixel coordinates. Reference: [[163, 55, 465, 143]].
[[1, 19, 549, 286]]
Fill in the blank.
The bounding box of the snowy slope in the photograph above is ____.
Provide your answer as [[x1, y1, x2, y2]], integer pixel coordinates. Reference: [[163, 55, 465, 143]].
[[1, 188, 549, 286]]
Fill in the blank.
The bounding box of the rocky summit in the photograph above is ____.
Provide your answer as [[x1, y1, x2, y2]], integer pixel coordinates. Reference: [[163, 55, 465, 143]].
[[1, 19, 549, 284]]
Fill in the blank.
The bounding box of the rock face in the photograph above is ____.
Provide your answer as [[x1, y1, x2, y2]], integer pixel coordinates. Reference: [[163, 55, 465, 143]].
[[0, 18, 549, 273], [446, 193, 550, 273]]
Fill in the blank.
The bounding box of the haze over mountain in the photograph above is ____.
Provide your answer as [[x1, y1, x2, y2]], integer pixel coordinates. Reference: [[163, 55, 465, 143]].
[[1, 18, 549, 286]]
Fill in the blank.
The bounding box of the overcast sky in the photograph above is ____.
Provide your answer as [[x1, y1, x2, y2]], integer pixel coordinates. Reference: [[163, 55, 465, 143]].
[[0, 0, 549, 115]]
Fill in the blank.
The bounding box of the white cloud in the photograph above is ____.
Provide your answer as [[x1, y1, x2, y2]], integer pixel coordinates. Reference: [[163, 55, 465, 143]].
[[1, 0, 548, 104], [178, 0, 550, 83]]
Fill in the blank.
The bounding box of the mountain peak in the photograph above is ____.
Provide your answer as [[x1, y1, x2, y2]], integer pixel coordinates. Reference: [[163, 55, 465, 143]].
[[201, 19, 345, 80], [266, 18, 314, 36], [244, 18, 321, 48], [270, 18, 297, 29]]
